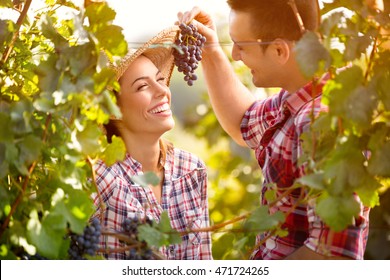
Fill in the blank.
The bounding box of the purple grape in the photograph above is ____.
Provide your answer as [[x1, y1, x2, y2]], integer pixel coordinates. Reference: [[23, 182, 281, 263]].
[[68, 218, 101, 260], [173, 23, 206, 86]]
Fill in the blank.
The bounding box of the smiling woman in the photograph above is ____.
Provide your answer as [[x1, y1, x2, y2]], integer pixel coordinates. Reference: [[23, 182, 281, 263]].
[[91, 26, 213, 260]]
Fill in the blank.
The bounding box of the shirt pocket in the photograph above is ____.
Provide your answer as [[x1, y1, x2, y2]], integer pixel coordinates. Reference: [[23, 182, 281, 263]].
[[171, 169, 205, 212], [179, 210, 203, 259]]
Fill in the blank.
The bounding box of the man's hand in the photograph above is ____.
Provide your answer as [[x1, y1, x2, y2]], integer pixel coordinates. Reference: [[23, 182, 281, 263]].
[[177, 6, 220, 55]]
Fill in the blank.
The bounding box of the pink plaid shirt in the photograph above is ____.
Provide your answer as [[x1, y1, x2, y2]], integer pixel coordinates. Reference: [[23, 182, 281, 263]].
[[92, 147, 212, 260], [241, 76, 370, 259]]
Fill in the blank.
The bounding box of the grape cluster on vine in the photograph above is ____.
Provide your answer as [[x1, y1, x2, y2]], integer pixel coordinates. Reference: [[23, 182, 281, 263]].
[[173, 22, 206, 86], [68, 218, 101, 260], [122, 216, 155, 260]]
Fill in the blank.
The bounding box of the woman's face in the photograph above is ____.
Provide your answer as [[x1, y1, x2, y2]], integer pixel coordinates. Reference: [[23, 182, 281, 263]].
[[117, 55, 174, 137]]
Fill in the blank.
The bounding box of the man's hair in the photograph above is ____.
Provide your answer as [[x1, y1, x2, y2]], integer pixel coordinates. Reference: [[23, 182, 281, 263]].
[[226, 0, 320, 41]]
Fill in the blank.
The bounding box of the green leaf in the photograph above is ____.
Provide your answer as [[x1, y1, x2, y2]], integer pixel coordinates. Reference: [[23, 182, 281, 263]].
[[344, 35, 372, 61], [158, 211, 181, 245], [297, 172, 325, 190], [377, 70, 390, 110], [138, 212, 181, 248], [34, 55, 61, 94], [75, 123, 101, 155], [64, 43, 96, 77], [5, 143, 18, 169], [0, 19, 15, 46], [367, 142, 390, 177], [138, 224, 167, 248], [39, 14, 68, 48], [323, 138, 368, 194], [132, 171, 160, 187], [345, 85, 377, 128], [0, 144, 9, 178], [325, 66, 363, 100], [244, 206, 285, 232], [27, 210, 67, 259], [10, 98, 33, 135], [94, 68, 116, 95], [320, 11, 344, 37], [52, 187, 95, 234], [0, 0, 13, 8], [0, 112, 13, 142], [295, 31, 332, 78], [94, 25, 127, 56], [85, 2, 116, 30], [316, 194, 361, 232], [101, 89, 121, 118], [19, 134, 43, 165], [101, 135, 126, 166], [356, 185, 380, 208], [264, 189, 277, 202]]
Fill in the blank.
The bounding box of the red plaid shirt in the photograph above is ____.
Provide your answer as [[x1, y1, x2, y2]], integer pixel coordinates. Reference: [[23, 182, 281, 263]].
[[92, 148, 212, 260], [241, 76, 370, 259]]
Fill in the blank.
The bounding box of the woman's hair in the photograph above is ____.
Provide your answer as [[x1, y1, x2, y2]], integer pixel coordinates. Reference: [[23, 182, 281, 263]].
[[226, 0, 320, 41]]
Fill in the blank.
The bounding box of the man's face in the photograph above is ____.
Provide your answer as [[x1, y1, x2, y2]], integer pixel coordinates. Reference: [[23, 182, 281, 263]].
[[229, 10, 282, 88]]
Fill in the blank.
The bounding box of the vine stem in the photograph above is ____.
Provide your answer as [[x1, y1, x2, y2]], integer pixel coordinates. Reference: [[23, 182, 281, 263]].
[[0, 0, 33, 67], [0, 113, 52, 238], [181, 187, 298, 234], [247, 187, 306, 259], [364, 35, 378, 83], [310, 77, 319, 160], [97, 229, 166, 259]]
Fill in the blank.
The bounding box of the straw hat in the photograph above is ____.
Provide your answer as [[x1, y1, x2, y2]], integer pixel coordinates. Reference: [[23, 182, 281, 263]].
[[111, 25, 180, 86]]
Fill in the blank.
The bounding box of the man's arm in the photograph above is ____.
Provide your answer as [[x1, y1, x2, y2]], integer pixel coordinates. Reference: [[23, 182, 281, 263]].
[[178, 7, 255, 146]]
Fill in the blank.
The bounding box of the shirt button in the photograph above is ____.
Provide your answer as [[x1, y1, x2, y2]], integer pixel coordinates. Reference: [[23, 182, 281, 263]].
[[259, 145, 264, 150]]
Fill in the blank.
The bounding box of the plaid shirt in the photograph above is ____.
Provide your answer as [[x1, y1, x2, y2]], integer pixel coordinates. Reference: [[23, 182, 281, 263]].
[[92, 148, 212, 260], [241, 76, 370, 259]]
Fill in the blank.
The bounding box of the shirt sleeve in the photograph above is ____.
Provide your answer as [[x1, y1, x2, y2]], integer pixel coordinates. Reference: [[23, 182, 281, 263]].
[[241, 97, 282, 149], [241, 101, 266, 149], [304, 194, 370, 259]]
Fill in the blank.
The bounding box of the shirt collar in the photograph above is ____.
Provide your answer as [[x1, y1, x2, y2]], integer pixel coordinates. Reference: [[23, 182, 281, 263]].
[[118, 153, 142, 176], [118, 150, 175, 178], [282, 72, 330, 115]]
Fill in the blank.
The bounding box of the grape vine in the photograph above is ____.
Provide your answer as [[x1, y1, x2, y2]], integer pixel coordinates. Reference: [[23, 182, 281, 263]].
[[121, 216, 155, 260], [68, 218, 101, 260], [0, 0, 388, 261]]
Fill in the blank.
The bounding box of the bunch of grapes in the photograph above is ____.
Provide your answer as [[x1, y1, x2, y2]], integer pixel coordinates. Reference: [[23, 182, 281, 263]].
[[122, 216, 155, 260], [68, 218, 101, 260], [173, 22, 206, 86]]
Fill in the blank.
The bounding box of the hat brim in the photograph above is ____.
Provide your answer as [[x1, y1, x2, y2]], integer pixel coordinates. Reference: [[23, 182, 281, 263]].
[[113, 26, 180, 86]]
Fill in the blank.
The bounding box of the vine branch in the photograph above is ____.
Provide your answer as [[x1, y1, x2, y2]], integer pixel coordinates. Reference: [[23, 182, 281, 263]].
[[0, 0, 33, 67], [0, 113, 52, 238]]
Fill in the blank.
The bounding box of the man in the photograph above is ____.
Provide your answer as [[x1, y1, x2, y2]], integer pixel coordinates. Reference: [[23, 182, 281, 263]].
[[178, 0, 370, 259]]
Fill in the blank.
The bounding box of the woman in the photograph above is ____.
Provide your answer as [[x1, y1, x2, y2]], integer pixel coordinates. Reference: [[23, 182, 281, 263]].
[[92, 26, 212, 260]]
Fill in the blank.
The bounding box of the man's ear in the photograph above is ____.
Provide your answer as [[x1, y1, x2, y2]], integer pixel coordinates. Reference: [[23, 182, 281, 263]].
[[270, 39, 291, 64]]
